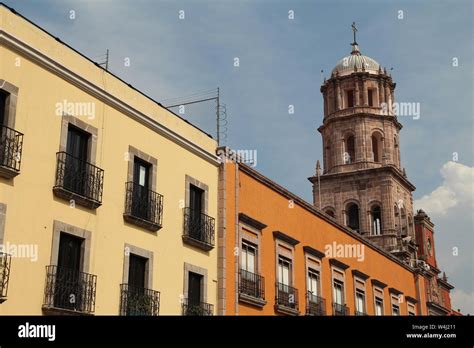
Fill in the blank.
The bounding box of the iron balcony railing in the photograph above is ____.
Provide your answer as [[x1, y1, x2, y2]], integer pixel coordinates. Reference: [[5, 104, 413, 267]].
[[43, 265, 97, 314], [306, 292, 326, 316], [332, 302, 349, 316], [239, 269, 265, 300], [119, 283, 160, 316], [181, 298, 214, 316], [53, 151, 104, 206], [275, 282, 299, 310], [183, 207, 215, 250], [0, 252, 11, 302], [124, 182, 164, 230], [0, 125, 23, 173]]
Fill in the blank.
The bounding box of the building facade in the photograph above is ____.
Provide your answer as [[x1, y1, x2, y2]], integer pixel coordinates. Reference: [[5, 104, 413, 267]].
[[218, 153, 427, 316], [0, 4, 219, 315]]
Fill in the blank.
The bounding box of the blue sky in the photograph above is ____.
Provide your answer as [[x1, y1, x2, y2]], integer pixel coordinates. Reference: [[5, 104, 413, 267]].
[[4, 0, 473, 312]]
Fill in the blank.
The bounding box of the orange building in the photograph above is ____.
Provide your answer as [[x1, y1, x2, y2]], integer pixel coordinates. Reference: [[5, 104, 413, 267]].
[[216, 149, 453, 316]]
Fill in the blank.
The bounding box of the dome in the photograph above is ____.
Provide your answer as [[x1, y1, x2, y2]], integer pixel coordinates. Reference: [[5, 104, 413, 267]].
[[331, 44, 381, 77]]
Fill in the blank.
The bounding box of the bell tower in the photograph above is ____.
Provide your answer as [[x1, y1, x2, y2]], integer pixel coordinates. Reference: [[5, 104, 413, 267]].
[[309, 23, 417, 262]]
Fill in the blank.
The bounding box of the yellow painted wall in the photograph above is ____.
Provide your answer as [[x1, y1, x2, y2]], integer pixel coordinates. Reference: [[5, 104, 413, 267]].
[[0, 6, 218, 315]]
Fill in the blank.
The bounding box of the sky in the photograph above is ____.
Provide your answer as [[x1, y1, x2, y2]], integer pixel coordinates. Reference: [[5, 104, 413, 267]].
[[3, 0, 473, 313]]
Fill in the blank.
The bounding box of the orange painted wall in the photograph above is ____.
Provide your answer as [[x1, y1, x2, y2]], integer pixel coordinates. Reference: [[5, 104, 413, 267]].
[[224, 162, 426, 316]]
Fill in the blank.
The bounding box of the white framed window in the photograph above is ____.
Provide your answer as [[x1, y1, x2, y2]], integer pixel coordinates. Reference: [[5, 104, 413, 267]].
[[241, 240, 257, 274], [278, 256, 292, 286], [333, 279, 344, 305], [355, 289, 365, 314], [307, 269, 320, 297], [375, 297, 384, 315]]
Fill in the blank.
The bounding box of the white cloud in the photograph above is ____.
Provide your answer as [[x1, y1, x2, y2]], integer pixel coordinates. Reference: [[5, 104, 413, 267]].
[[450, 288, 474, 315], [414, 161, 474, 216]]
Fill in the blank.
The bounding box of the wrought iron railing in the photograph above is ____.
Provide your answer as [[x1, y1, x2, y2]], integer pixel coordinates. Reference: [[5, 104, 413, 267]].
[[239, 269, 265, 300], [275, 282, 299, 310], [53, 151, 104, 205], [124, 182, 164, 230], [0, 252, 11, 301], [332, 302, 349, 316], [0, 125, 23, 172], [119, 283, 160, 316], [183, 208, 215, 249], [182, 298, 213, 316], [306, 292, 326, 316], [43, 265, 97, 314]]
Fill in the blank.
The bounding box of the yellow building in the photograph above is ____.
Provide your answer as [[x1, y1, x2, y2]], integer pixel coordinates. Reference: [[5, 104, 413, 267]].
[[0, 4, 219, 315]]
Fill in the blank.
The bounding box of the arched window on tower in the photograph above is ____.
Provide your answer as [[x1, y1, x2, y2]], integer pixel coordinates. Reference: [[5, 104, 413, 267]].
[[394, 205, 400, 231], [371, 132, 383, 163], [400, 208, 407, 236], [408, 214, 413, 236], [325, 208, 336, 219], [346, 89, 354, 108], [371, 205, 382, 236], [344, 135, 355, 164], [346, 203, 360, 232]]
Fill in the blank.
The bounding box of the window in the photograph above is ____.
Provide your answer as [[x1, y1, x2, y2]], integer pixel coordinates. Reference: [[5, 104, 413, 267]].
[[346, 203, 360, 232], [183, 263, 212, 316], [325, 209, 335, 218], [278, 256, 292, 286], [307, 269, 320, 297], [346, 90, 354, 108], [375, 297, 384, 315], [408, 302, 416, 316], [241, 241, 257, 274], [344, 135, 355, 164], [333, 279, 344, 305], [371, 205, 382, 236], [391, 295, 400, 316], [355, 289, 365, 314], [131, 158, 151, 220], [368, 89, 375, 106], [0, 91, 7, 126], [371, 132, 383, 163], [401, 208, 407, 236]]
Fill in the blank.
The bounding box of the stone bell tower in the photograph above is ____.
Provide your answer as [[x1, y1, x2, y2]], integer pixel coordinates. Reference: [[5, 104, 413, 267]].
[[309, 23, 417, 262]]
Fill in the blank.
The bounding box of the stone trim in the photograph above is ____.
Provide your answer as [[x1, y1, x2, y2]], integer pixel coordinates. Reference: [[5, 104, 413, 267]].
[[273, 231, 300, 246], [185, 175, 209, 214], [329, 258, 350, 270], [59, 114, 98, 164], [0, 203, 6, 244], [239, 213, 267, 231], [122, 243, 154, 289], [303, 246, 325, 259], [126, 145, 158, 192], [371, 279, 387, 289], [388, 287, 403, 296], [51, 220, 92, 273], [405, 295, 418, 304], [183, 262, 208, 302], [0, 79, 19, 128], [351, 269, 370, 280]]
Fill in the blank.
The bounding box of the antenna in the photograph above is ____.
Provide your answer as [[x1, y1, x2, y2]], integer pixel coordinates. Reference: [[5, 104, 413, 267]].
[[162, 88, 227, 145], [96, 49, 109, 71]]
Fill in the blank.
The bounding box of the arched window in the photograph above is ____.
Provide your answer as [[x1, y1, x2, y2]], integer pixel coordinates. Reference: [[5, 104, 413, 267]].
[[400, 208, 407, 236], [394, 205, 400, 230], [346, 203, 360, 232], [325, 209, 335, 218], [345, 135, 355, 164], [371, 205, 382, 236], [371, 132, 383, 163]]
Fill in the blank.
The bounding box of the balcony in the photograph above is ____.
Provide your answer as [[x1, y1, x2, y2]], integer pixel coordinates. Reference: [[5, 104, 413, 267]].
[[53, 152, 104, 209], [181, 298, 213, 316], [0, 252, 11, 303], [0, 125, 23, 179], [238, 269, 266, 307], [306, 292, 326, 316], [123, 182, 164, 231], [275, 282, 299, 315], [119, 284, 160, 316], [42, 265, 97, 315], [182, 207, 215, 251], [332, 302, 349, 316]]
